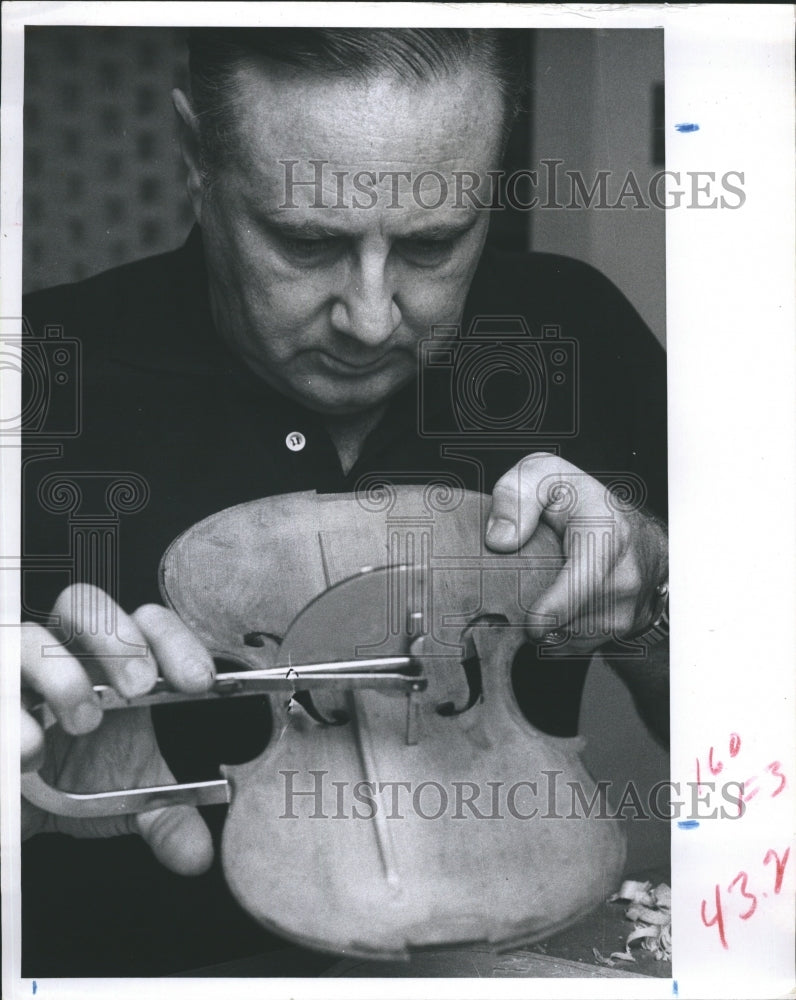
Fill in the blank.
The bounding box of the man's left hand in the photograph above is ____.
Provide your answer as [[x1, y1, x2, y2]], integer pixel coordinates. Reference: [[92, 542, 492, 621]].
[[485, 453, 667, 654]]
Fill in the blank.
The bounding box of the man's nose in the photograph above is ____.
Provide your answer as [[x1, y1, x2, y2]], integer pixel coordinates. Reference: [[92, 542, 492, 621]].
[[330, 255, 402, 347]]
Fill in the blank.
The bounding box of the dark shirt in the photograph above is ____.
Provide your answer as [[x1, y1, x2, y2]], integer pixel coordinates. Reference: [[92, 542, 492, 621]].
[[21, 229, 667, 975]]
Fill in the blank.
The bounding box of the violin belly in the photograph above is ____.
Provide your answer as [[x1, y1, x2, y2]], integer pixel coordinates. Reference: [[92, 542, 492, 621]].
[[220, 712, 626, 958], [162, 487, 628, 958]]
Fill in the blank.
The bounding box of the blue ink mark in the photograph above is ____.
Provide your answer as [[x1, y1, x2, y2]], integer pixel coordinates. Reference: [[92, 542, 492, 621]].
[[678, 819, 700, 829], [673, 980, 679, 997], [32, 983, 37, 996], [675, 122, 700, 133]]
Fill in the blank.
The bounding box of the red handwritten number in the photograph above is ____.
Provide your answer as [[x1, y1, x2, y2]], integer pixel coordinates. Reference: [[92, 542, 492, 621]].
[[765, 761, 786, 797], [701, 884, 728, 949], [697, 736, 785, 806], [763, 848, 790, 894], [727, 871, 757, 919], [741, 776, 759, 802]]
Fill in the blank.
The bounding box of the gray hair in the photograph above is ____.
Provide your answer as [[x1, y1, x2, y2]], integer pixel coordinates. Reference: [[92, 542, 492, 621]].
[[187, 27, 529, 178]]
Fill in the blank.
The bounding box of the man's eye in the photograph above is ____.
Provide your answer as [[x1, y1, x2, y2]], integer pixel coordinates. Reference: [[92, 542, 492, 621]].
[[398, 238, 457, 266], [279, 235, 339, 262]]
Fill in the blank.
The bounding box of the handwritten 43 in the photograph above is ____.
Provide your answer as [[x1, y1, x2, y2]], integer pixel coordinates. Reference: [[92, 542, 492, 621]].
[[700, 846, 790, 949]]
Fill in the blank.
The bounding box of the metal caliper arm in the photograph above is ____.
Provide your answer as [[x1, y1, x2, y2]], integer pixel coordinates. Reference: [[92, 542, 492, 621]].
[[22, 568, 426, 818]]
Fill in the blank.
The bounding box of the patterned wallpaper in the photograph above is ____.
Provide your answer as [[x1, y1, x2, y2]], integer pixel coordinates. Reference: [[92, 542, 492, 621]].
[[23, 26, 195, 293]]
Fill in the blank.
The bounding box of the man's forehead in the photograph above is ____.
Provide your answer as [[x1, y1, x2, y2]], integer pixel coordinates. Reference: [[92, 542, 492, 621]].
[[230, 58, 505, 168]]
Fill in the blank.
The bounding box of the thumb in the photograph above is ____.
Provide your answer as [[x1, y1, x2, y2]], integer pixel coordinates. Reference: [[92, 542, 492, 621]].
[[131, 717, 214, 875], [136, 800, 214, 876], [486, 457, 546, 551]]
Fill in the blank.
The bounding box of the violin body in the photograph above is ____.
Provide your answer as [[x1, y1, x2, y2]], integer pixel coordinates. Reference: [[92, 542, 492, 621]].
[[159, 485, 626, 958]]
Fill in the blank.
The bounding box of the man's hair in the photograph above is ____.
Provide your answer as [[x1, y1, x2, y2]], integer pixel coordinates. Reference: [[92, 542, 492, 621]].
[[186, 27, 529, 177]]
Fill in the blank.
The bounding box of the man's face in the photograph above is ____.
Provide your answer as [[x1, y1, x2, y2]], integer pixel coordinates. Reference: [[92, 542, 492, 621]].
[[187, 60, 505, 415]]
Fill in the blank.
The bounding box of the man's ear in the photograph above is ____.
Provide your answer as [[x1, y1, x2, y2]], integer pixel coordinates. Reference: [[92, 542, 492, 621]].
[[172, 88, 204, 224]]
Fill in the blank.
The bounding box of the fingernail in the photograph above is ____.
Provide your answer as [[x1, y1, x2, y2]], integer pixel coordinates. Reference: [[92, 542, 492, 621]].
[[72, 699, 103, 733], [487, 516, 517, 546], [184, 660, 215, 690], [118, 660, 151, 698]]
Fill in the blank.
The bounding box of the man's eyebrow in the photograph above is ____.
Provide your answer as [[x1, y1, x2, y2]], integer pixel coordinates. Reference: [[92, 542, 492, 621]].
[[260, 212, 480, 241], [262, 216, 344, 239], [399, 215, 480, 240]]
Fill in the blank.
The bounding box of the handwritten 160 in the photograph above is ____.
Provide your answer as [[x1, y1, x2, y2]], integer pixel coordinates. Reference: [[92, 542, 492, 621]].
[[695, 732, 787, 815]]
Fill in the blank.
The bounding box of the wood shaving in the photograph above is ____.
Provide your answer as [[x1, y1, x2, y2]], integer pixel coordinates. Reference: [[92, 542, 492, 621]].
[[606, 879, 672, 962], [592, 946, 618, 967]]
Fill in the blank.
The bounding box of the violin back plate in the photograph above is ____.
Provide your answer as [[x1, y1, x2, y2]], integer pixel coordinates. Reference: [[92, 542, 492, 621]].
[[160, 486, 627, 958]]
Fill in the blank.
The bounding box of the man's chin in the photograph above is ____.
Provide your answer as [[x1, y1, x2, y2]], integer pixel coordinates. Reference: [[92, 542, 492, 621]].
[[290, 370, 410, 415]]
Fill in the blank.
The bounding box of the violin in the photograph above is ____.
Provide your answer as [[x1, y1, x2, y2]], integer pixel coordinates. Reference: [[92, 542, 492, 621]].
[[23, 483, 625, 958]]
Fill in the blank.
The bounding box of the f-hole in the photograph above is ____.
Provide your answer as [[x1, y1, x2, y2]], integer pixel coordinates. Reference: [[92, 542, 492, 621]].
[[434, 615, 497, 716], [288, 690, 349, 726], [243, 630, 283, 647]]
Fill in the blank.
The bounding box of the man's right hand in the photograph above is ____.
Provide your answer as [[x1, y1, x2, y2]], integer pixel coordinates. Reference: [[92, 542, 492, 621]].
[[21, 583, 216, 876]]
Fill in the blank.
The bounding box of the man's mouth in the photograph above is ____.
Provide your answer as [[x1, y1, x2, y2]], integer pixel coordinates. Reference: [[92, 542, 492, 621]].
[[318, 352, 393, 375]]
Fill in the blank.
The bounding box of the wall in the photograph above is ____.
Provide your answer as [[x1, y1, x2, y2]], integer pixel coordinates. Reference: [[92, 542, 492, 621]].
[[530, 29, 667, 346], [23, 26, 193, 293]]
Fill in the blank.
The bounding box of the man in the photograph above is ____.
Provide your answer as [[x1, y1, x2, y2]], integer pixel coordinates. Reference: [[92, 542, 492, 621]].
[[20, 28, 668, 975]]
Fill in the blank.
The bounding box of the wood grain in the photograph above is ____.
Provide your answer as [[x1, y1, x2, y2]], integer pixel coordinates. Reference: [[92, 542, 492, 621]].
[[160, 487, 626, 957]]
